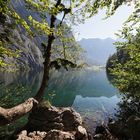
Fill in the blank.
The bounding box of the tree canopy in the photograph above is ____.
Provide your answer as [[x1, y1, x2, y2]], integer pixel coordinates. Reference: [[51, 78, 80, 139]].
[[107, 1, 140, 94]]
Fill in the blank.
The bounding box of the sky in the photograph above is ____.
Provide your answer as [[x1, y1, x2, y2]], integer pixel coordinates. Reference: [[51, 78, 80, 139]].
[[73, 5, 134, 41]]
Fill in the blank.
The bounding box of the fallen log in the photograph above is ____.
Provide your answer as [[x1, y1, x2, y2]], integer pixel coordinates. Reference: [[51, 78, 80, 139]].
[[0, 98, 38, 126]]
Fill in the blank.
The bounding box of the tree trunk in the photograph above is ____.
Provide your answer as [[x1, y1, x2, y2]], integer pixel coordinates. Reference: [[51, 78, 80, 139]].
[[34, 35, 54, 102], [34, 0, 62, 102], [0, 98, 38, 126]]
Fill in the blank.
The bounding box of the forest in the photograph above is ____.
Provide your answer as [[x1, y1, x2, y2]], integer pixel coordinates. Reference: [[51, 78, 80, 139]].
[[0, 0, 140, 140]]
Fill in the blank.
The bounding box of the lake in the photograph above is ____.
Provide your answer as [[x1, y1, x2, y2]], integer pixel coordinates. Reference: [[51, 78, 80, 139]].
[[0, 68, 120, 138]]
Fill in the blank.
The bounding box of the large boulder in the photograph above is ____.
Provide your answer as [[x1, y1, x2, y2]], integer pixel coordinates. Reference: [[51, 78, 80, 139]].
[[16, 105, 88, 140], [17, 130, 75, 140], [108, 115, 140, 140], [26, 105, 82, 132]]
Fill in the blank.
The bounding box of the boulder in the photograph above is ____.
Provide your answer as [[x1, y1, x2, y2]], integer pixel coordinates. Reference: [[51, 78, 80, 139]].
[[108, 115, 140, 140], [75, 125, 88, 140], [26, 105, 83, 132], [17, 130, 47, 140], [93, 134, 104, 140], [45, 130, 75, 140], [17, 105, 88, 140], [126, 115, 140, 140]]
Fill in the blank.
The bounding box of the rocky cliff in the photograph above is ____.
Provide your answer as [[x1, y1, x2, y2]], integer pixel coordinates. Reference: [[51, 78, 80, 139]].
[[0, 0, 77, 71], [0, 0, 45, 70]]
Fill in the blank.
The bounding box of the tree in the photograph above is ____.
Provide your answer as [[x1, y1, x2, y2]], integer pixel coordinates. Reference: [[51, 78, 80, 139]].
[[108, 0, 140, 94], [0, 0, 138, 126]]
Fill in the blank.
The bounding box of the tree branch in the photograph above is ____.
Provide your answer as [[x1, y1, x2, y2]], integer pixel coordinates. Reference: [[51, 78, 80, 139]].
[[0, 98, 38, 126]]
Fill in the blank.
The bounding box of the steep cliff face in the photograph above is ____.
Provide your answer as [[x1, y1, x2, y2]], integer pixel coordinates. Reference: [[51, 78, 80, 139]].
[[0, 0, 45, 70], [0, 25, 44, 70]]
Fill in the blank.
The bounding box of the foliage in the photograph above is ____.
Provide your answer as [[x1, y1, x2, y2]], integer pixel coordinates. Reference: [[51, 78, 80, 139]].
[[109, 0, 140, 94], [0, 41, 20, 68], [0, 83, 31, 108], [0, 0, 32, 68], [51, 25, 85, 65], [111, 34, 140, 93], [50, 58, 77, 70]]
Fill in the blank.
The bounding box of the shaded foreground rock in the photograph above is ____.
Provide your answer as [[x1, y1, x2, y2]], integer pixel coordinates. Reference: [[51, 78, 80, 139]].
[[93, 125, 118, 140], [108, 115, 140, 140], [17, 130, 75, 140], [93, 115, 140, 140], [26, 105, 82, 132], [16, 104, 89, 140]]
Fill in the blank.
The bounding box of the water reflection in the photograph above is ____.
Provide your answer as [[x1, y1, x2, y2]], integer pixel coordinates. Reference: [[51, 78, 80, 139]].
[[0, 70, 43, 108], [0, 69, 119, 108], [0, 69, 120, 138], [46, 69, 119, 107]]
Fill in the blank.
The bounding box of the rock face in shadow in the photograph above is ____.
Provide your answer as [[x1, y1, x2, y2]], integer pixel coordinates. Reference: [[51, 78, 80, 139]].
[[16, 105, 89, 140], [92, 115, 140, 140], [0, 9, 44, 70], [108, 115, 140, 140]]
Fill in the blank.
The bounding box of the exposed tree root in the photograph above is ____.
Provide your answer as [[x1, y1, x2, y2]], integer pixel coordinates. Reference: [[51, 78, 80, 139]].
[[0, 98, 38, 126]]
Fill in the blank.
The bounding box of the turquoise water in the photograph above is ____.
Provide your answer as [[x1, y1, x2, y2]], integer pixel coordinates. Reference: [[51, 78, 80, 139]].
[[0, 69, 120, 137]]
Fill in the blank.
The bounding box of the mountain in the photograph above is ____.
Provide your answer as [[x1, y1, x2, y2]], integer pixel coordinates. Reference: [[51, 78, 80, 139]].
[[78, 38, 116, 65]]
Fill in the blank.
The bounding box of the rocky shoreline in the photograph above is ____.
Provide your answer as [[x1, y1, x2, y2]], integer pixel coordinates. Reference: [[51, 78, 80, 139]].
[[12, 104, 140, 140], [14, 104, 89, 140]]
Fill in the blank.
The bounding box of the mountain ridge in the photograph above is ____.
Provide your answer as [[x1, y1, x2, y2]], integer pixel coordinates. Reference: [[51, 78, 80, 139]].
[[78, 38, 116, 65]]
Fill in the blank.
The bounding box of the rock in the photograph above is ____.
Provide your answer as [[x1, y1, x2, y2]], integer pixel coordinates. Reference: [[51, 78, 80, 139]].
[[108, 121, 124, 136], [95, 125, 106, 134], [108, 115, 140, 140], [17, 130, 47, 140], [76, 125, 88, 140], [87, 133, 93, 140], [29, 131, 47, 139], [94, 124, 119, 140], [45, 130, 75, 140], [17, 105, 88, 140], [62, 108, 83, 131], [93, 134, 104, 140], [126, 115, 140, 140], [17, 130, 28, 140], [26, 105, 83, 132], [0, 22, 44, 71]]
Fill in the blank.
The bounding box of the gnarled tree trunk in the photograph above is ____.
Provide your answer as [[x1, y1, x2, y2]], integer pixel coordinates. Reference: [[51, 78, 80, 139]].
[[0, 98, 38, 126]]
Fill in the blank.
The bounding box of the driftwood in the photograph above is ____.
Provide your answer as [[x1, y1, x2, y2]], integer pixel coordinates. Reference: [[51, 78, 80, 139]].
[[0, 98, 38, 126]]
